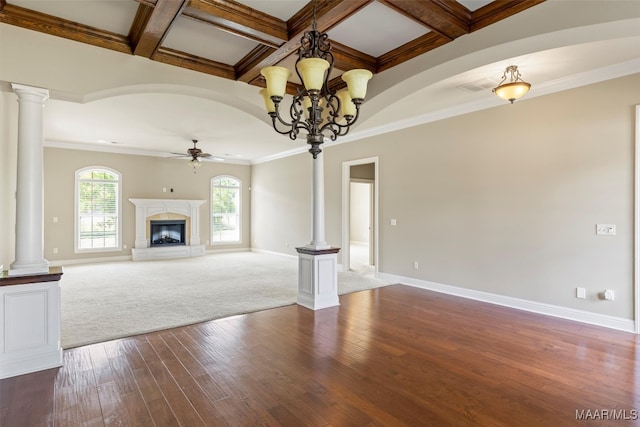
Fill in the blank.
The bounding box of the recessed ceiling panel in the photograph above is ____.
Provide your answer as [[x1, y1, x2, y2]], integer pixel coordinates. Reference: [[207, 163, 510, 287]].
[[328, 1, 430, 58], [10, 0, 138, 35], [240, 0, 307, 20], [456, 0, 493, 12], [163, 16, 259, 65]]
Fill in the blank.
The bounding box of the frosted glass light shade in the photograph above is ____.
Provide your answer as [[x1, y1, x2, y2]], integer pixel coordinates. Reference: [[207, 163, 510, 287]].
[[342, 69, 373, 99], [493, 82, 531, 103], [303, 96, 312, 118], [259, 88, 275, 113], [261, 66, 291, 97], [296, 58, 330, 91], [337, 90, 356, 117]]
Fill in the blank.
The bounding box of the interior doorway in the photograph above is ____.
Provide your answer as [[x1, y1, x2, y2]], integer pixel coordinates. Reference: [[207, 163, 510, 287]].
[[350, 180, 374, 270], [342, 157, 378, 275]]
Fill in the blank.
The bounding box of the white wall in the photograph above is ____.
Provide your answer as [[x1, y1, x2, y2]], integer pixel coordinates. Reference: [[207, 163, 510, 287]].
[[350, 182, 370, 244], [252, 73, 640, 320]]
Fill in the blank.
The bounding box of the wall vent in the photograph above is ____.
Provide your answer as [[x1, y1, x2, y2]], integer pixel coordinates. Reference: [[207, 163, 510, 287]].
[[458, 78, 496, 93]]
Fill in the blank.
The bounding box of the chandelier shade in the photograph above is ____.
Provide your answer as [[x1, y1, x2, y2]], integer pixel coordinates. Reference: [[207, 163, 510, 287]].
[[259, 88, 275, 113], [296, 58, 330, 91], [492, 65, 531, 103], [258, 1, 373, 158], [341, 69, 373, 100], [493, 82, 531, 103], [337, 90, 356, 117], [260, 66, 291, 98]]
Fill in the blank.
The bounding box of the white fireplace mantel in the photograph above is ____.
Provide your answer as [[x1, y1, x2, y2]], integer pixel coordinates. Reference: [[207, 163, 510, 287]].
[[129, 198, 206, 261]]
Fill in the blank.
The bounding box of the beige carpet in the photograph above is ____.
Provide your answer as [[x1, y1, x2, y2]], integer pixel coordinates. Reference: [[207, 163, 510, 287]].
[[60, 251, 390, 348]]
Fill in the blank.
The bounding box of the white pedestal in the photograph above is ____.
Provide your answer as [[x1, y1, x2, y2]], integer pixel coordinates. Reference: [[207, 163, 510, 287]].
[[296, 247, 340, 310], [0, 268, 63, 379]]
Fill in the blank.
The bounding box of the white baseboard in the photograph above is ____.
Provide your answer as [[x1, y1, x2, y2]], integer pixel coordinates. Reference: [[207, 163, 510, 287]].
[[251, 248, 298, 260], [49, 255, 132, 266], [0, 347, 63, 379], [48, 248, 255, 266], [206, 247, 251, 255], [378, 272, 636, 334]]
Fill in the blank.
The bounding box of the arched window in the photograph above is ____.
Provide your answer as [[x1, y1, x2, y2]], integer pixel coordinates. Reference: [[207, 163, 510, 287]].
[[75, 167, 121, 252], [211, 176, 241, 243]]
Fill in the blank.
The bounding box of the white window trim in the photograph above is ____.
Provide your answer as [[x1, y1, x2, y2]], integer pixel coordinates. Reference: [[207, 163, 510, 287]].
[[211, 175, 242, 245], [74, 166, 122, 253]]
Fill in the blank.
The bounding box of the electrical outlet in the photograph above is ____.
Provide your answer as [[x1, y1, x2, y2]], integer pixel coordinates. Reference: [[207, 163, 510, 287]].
[[576, 287, 586, 299], [53, 248, 58, 254], [123, 244, 127, 249], [603, 289, 615, 301], [596, 224, 616, 235], [413, 261, 419, 270]]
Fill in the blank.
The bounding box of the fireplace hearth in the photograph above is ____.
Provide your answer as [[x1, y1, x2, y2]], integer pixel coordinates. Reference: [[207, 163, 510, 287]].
[[150, 220, 186, 247]]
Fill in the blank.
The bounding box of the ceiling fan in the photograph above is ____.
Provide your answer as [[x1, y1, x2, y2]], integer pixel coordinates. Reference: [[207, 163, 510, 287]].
[[171, 139, 224, 169], [172, 139, 213, 162]]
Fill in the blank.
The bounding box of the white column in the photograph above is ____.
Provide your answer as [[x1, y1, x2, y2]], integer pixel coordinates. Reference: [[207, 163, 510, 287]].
[[9, 84, 50, 276], [296, 150, 339, 310], [308, 153, 330, 249]]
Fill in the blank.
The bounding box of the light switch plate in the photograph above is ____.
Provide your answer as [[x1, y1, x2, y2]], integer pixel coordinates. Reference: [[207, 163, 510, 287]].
[[596, 224, 616, 235]]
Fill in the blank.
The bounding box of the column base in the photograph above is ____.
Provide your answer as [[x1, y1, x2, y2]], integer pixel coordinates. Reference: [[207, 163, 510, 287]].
[[296, 247, 341, 310], [8, 259, 50, 276]]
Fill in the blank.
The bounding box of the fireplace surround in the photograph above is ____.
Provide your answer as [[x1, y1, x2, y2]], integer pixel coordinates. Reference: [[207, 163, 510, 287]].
[[129, 198, 205, 261]]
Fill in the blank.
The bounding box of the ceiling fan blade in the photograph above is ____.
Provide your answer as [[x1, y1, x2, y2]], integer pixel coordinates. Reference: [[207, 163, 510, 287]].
[[200, 153, 213, 158]]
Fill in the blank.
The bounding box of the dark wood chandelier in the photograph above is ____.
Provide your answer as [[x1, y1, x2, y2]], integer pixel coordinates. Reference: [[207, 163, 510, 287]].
[[259, 3, 372, 159]]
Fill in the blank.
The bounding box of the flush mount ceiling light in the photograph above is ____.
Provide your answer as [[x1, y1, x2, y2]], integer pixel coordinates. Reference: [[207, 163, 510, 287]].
[[492, 65, 531, 104], [259, 0, 373, 158]]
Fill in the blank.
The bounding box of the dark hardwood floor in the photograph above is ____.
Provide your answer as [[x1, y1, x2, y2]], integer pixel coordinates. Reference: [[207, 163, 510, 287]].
[[1, 284, 638, 426]]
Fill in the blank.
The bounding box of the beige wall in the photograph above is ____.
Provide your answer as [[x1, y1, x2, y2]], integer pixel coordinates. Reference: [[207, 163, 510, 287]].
[[43, 148, 251, 262], [251, 153, 311, 256], [252, 73, 640, 319], [350, 163, 375, 180]]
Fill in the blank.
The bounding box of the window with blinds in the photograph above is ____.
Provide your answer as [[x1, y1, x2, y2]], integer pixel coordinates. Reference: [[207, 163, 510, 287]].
[[211, 176, 241, 243], [76, 167, 121, 252]]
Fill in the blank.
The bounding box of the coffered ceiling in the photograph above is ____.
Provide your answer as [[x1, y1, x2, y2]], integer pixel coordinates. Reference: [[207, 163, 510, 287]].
[[1, 0, 543, 90], [1, 0, 639, 163]]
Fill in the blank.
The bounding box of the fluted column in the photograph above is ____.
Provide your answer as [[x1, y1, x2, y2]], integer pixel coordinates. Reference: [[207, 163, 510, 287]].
[[9, 83, 49, 276]]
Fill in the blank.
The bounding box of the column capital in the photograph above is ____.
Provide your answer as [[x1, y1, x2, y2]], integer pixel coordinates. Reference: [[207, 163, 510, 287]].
[[11, 83, 49, 101]]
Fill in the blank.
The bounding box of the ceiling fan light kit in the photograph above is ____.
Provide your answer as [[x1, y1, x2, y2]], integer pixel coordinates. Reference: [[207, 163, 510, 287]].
[[492, 65, 531, 104], [259, 1, 372, 158]]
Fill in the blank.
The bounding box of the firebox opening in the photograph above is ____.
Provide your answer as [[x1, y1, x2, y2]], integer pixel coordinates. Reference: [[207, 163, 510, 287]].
[[150, 219, 186, 247]]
